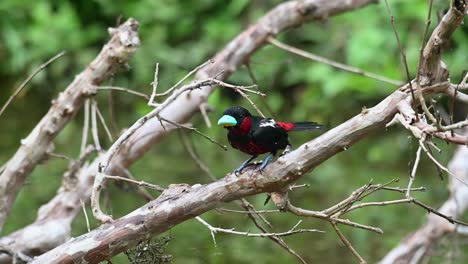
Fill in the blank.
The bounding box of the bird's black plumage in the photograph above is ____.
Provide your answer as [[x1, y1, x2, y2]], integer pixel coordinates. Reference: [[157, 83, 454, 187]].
[[218, 106, 322, 173]]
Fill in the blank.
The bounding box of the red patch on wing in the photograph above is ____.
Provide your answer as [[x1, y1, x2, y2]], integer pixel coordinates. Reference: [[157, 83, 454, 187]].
[[276, 122, 295, 131]]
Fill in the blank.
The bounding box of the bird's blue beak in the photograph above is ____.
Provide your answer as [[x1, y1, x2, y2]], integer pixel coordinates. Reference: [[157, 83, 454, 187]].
[[217, 115, 237, 127]]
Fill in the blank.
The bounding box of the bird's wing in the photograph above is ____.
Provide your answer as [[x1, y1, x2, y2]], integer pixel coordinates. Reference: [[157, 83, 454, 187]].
[[251, 118, 289, 151]]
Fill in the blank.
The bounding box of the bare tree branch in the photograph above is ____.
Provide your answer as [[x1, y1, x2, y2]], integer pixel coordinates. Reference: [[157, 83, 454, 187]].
[[380, 132, 468, 263], [0, 18, 140, 230], [0, 51, 66, 119], [267, 37, 402, 86]]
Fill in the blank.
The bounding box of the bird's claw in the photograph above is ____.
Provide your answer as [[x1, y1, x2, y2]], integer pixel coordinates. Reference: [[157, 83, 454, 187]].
[[234, 161, 261, 176], [280, 145, 292, 157]]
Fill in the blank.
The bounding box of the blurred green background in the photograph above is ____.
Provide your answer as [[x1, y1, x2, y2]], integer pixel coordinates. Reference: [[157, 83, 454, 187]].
[[0, 0, 467, 263]]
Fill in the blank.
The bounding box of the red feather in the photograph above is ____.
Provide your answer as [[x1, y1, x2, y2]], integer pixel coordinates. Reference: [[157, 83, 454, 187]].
[[276, 122, 295, 131]]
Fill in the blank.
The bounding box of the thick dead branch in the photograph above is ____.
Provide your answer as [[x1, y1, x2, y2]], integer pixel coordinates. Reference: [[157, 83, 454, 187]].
[[0, 18, 140, 230], [419, 0, 467, 85]]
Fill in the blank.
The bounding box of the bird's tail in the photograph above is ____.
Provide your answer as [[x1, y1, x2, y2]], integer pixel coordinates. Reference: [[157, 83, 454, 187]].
[[290, 122, 323, 131], [277, 121, 323, 131]]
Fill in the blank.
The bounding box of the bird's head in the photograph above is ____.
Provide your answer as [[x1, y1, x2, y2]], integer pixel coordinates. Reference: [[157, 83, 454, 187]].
[[217, 106, 251, 129]]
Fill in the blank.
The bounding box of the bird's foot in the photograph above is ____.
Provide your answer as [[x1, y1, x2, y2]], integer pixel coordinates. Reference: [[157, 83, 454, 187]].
[[280, 145, 292, 157], [234, 162, 259, 176], [234, 155, 258, 176], [259, 154, 274, 173]]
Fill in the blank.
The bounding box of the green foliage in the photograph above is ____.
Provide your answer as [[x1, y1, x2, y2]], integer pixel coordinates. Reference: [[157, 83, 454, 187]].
[[0, 0, 467, 263]]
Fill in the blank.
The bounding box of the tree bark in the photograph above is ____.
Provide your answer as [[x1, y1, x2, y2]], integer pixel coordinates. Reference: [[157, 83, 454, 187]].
[[0, 18, 140, 230]]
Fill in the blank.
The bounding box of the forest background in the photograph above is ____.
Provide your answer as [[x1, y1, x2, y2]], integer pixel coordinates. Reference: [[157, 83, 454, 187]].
[[0, 0, 467, 263]]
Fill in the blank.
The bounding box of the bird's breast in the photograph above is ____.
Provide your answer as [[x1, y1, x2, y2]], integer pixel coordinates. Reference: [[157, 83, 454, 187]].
[[232, 140, 270, 155]]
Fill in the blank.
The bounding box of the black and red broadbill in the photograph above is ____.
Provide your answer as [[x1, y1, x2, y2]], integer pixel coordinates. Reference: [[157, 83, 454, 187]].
[[218, 106, 322, 174]]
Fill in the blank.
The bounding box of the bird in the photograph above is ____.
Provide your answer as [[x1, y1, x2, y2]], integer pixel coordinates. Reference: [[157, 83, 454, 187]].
[[217, 106, 322, 174]]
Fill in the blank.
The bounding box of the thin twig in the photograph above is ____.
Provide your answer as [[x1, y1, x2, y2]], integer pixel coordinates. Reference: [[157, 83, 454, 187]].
[[209, 79, 264, 96], [160, 117, 227, 150], [120, 168, 154, 201], [80, 199, 91, 232], [244, 62, 277, 118], [196, 216, 323, 243], [148, 63, 159, 106], [267, 37, 402, 86], [415, 0, 434, 84], [199, 103, 212, 128], [344, 198, 413, 213], [418, 140, 468, 188], [289, 184, 310, 191], [0, 51, 66, 119], [418, 90, 439, 126], [408, 146, 422, 198], [429, 120, 468, 132], [383, 0, 417, 107], [217, 208, 280, 214], [236, 88, 265, 117], [412, 199, 468, 226], [238, 200, 307, 264], [80, 99, 90, 154], [104, 174, 165, 192], [330, 221, 367, 264], [95, 103, 114, 142], [153, 60, 214, 98], [359, 178, 401, 200], [381, 186, 426, 193], [97, 86, 150, 100], [287, 203, 383, 234], [47, 152, 74, 162], [179, 130, 217, 179], [239, 198, 274, 229], [321, 183, 372, 215], [91, 100, 102, 151]]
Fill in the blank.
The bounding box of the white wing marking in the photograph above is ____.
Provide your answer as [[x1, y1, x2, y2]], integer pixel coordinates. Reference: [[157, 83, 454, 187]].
[[259, 119, 276, 128]]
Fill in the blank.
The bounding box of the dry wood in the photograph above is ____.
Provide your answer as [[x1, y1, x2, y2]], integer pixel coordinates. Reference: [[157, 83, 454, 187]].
[[0, 18, 140, 230]]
